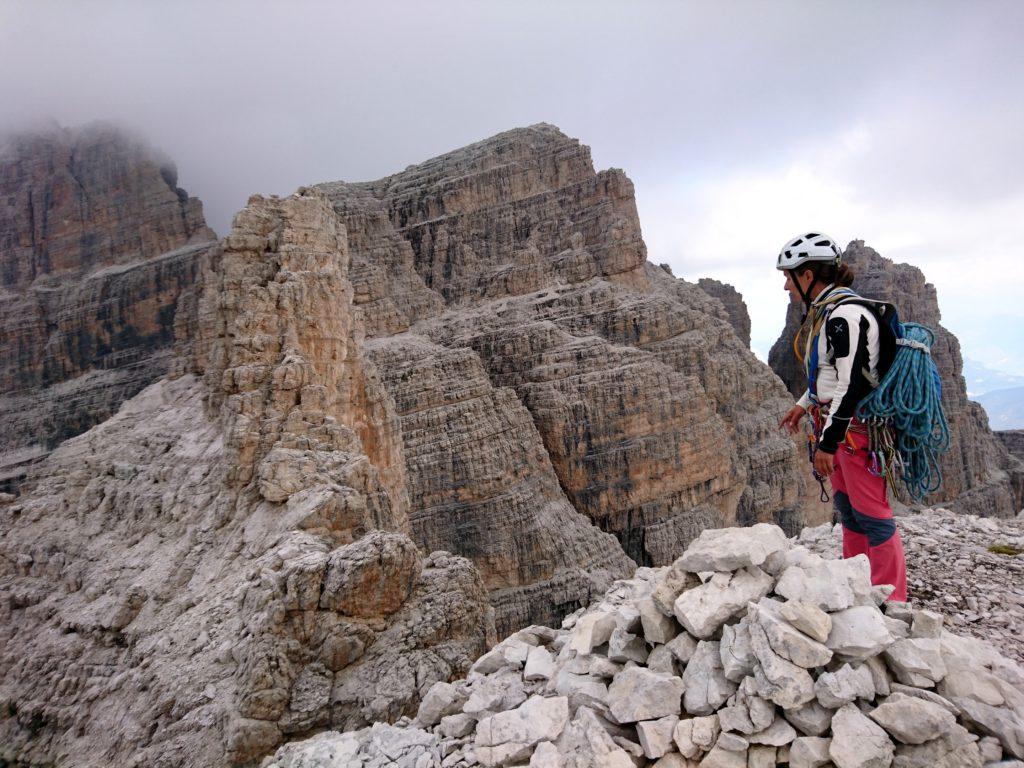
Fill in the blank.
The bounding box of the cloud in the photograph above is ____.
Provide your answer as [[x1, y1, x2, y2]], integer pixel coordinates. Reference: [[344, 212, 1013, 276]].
[[2, 0, 1022, 373], [642, 117, 1024, 371]]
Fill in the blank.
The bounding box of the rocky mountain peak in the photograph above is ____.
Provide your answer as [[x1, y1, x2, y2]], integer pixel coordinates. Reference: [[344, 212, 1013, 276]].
[[0, 123, 218, 489], [0, 121, 213, 287], [0, 189, 494, 765]]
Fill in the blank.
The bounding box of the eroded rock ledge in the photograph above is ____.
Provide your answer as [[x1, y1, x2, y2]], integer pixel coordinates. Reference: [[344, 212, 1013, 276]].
[[315, 125, 817, 634], [0, 193, 494, 767]]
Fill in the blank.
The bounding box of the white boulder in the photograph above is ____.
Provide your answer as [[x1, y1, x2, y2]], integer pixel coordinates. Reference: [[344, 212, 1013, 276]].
[[636, 715, 679, 759], [748, 620, 815, 709], [673, 567, 773, 639], [674, 523, 791, 573], [682, 640, 737, 715], [829, 703, 895, 768], [882, 637, 947, 687], [474, 695, 569, 766], [814, 663, 876, 709], [779, 600, 832, 644], [826, 606, 895, 661], [524, 645, 556, 682], [555, 706, 636, 768], [775, 554, 872, 612], [868, 691, 957, 745], [607, 667, 684, 724], [789, 736, 832, 768]]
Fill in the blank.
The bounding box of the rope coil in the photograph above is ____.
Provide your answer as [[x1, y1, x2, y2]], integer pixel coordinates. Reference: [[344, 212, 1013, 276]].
[[856, 323, 949, 501]]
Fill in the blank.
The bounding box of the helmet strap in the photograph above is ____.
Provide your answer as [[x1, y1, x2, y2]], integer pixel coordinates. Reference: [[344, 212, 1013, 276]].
[[789, 269, 814, 320]]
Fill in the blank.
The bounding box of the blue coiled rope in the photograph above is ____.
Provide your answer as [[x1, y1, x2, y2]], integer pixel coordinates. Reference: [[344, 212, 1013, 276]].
[[856, 322, 949, 501]]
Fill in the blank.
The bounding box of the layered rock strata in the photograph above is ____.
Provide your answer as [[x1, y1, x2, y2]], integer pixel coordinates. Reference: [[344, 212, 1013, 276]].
[[998, 431, 1024, 466], [316, 125, 817, 615], [0, 123, 217, 490], [768, 241, 1024, 517], [1, 122, 817, 705], [697, 278, 751, 348], [266, 521, 1024, 767], [365, 334, 632, 635], [0, 193, 493, 767]]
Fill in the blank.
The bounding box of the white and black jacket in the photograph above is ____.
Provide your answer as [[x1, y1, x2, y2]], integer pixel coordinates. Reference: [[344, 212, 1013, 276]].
[[797, 287, 883, 454]]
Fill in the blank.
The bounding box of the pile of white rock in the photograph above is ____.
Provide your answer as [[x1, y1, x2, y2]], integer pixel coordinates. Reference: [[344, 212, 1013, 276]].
[[264, 524, 1024, 768]]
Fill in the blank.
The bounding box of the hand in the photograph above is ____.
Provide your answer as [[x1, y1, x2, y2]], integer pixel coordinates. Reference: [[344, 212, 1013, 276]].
[[814, 449, 835, 478], [779, 404, 807, 434]]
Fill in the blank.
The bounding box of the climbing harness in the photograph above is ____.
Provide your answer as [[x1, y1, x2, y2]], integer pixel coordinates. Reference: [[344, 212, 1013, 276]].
[[797, 288, 858, 503], [856, 323, 949, 501]]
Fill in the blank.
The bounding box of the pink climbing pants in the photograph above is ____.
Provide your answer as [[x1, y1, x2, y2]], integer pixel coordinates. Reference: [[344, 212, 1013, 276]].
[[828, 428, 908, 602]]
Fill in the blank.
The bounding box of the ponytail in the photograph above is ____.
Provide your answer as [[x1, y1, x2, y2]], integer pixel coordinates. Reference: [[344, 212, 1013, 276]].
[[802, 261, 855, 287], [835, 263, 855, 287]]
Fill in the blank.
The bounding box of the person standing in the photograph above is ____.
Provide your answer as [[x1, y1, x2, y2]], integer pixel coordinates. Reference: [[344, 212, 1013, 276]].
[[776, 232, 907, 602]]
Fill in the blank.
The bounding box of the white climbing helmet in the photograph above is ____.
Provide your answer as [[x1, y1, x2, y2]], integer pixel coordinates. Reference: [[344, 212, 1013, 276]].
[[776, 232, 843, 271]]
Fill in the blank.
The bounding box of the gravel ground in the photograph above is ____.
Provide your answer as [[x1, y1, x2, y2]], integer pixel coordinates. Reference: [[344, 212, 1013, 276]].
[[798, 507, 1024, 663]]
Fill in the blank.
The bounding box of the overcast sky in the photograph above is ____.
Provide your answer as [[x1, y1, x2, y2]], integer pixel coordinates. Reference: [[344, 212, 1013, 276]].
[[2, 0, 1022, 376]]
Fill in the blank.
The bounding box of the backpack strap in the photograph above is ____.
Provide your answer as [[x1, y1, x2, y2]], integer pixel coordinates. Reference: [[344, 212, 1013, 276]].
[[824, 295, 901, 389], [801, 288, 862, 401]]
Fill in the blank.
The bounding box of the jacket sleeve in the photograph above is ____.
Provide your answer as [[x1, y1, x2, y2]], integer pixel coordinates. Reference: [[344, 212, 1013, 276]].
[[817, 306, 876, 454], [797, 389, 812, 410]]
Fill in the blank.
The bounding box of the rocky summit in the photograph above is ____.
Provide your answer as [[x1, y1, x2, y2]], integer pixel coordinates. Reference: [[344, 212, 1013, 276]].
[[265, 521, 1024, 768], [0, 123, 217, 491], [313, 124, 820, 633], [2, 123, 1022, 767]]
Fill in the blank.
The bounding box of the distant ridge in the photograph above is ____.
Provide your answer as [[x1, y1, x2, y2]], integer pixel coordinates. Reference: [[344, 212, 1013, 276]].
[[977, 385, 1024, 430]]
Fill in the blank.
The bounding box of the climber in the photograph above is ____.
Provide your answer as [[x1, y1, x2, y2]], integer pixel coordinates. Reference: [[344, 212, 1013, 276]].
[[775, 232, 907, 602]]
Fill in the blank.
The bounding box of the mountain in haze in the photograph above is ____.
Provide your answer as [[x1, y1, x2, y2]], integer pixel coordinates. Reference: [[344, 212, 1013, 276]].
[[0, 123, 217, 491], [961, 358, 1024, 431], [977, 386, 1024, 430], [963, 357, 1024, 397]]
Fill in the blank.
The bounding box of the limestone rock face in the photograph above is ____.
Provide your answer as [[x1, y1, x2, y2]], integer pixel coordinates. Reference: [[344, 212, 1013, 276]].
[[0, 193, 494, 767], [190, 191, 408, 521], [697, 278, 751, 348], [4, 122, 822, 653], [768, 240, 1024, 516], [365, 333, 632, 637], [0, 125, 840, 765], [0, 124, 217, 489], [998, 430, 1024, 465], [316, 124, 818, 619]]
